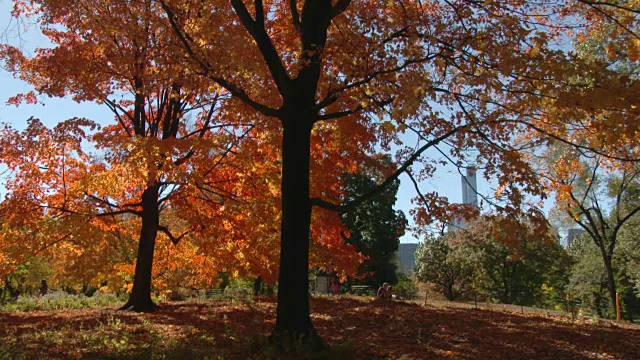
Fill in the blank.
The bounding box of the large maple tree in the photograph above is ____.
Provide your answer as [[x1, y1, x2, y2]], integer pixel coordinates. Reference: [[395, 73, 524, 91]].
[[157, 0, 640, 343], [0, 0, 366, 314], [154, 0, 564, 343], [0, 0, 248, 311]]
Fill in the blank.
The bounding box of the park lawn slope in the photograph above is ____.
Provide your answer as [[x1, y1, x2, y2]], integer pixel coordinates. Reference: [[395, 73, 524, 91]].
[[1, 297, 638, 359]]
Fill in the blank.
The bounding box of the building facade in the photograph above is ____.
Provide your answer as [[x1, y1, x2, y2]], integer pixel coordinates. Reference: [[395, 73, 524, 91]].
[[398, 243, 419, 274]]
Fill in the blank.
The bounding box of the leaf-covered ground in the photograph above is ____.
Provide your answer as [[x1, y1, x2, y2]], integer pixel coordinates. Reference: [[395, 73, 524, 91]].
[[1, 297, 639, 359]]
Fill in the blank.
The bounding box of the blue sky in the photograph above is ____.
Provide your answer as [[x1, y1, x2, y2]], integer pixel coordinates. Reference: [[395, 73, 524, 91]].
[[0, 2, 496, 244]]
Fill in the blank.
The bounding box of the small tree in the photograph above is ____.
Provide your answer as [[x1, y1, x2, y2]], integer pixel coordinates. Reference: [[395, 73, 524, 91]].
[[1, 255, 54, 304], [415, 233, 474, 301], [544, 148, 640, 316], [568, 235, 613, 317], [619, 219, 640, 302], [570, 215, 640, 320], [449, 215, 571, 307]]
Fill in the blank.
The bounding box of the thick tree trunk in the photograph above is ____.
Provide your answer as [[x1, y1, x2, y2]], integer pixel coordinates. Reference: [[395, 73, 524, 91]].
[[268, 1, 333, 347], [120, 184, 160, 312], [271, 118, 323, 347], [603, 254, 618, 317]]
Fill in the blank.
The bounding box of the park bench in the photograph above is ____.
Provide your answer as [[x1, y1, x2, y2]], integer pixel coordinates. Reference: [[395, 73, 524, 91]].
[[350, 285, 373, 296], [201, 289, 223, 298]]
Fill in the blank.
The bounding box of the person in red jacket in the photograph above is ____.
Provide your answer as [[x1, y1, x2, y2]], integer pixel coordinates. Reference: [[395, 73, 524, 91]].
[[330, 280, 340, 295], [377, 283, 392, 300]]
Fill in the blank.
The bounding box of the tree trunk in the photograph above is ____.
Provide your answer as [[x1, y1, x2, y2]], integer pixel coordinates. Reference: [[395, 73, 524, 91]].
[[594, 286, 604, 317], [603, 254, 618, 317], [271, 118, 323, 347], [254, 277, 264, 296], [120, 184, 160, 312], [444, 284, 454, 301]]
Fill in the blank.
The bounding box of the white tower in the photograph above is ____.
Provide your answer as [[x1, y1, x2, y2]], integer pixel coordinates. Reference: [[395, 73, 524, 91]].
[[461, 167, 478, 208], [450, 167, 479, 231]]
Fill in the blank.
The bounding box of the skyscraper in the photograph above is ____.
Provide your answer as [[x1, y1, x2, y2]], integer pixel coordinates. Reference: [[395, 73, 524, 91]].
[[450, 167, 479, 231], [461, 167, 478, 208], [565, 228, 585, 247]]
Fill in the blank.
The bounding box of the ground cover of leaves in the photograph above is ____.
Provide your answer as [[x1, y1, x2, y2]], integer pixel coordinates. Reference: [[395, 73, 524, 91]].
[[1, 297, 638, 359]]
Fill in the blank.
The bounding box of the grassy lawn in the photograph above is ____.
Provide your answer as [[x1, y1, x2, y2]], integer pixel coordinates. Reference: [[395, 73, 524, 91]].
[[1, 296, 639, 359]]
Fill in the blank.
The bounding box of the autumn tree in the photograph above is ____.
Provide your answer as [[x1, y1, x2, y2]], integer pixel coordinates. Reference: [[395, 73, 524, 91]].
[[154, 0, 640, 343], [0, 0, 247, 311], [1, 0, 368, 315]]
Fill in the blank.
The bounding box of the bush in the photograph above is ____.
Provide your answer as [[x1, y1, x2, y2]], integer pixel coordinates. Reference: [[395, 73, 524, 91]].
[[167, 288, 189, 301], [221, 277, 257, 301], [0, 291, 121, 311], [224, 287, 253, 301], [395, 274, 419, 300]]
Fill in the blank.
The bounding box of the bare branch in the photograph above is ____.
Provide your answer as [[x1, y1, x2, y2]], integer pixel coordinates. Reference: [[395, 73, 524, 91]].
[[33, 233, 72, 257], [312, 123, 471, 212], [315, 105, 362, 122], [84, 192, 141, 209], [95, 209, 142, 217]]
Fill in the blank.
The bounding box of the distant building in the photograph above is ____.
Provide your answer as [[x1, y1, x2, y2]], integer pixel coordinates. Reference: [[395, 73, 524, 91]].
[[461, 167, 478, 208], [398, 243, 419, 274], [398, 168, 479, 275], [565, 228, 585, 247], [449, 167, 479, 231]]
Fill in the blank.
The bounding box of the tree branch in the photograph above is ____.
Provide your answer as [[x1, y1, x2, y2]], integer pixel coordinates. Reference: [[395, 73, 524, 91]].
[[230, 0, 290, 96], [159, 0, 281, 118], [315, 105, 363, 122], [158, 225, 188, 246], [208, 76, 281, 117], [330, 0, 351, 19], [255, 0, 265, 25], [311, 123, 471, 213], [290, 0, 301, 32]]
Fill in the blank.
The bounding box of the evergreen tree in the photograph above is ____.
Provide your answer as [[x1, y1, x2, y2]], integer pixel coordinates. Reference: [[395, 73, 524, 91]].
[[341, 169, 406, 287]]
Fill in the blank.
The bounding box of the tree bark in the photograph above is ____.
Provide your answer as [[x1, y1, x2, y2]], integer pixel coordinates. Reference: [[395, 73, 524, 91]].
[[603, 254, 618, 317], [120, 184, 160, 312], [264, 0, 332, 347], [271, 115, 323, 347]]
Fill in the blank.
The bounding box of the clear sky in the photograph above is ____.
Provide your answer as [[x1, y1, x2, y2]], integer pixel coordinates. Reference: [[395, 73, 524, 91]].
[[0, 2, 499, 244]]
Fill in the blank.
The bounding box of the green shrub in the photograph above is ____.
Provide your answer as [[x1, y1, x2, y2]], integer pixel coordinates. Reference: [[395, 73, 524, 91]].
[[0, 291, 121, 312], [395, 274, 419, 300]]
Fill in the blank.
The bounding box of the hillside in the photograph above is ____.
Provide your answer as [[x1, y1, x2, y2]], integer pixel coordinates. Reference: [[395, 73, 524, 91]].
[[1, 297, 639, 359]]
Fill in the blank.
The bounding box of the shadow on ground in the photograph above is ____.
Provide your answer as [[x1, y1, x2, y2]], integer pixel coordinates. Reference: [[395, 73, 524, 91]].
[[1, 297, 638, 359]]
